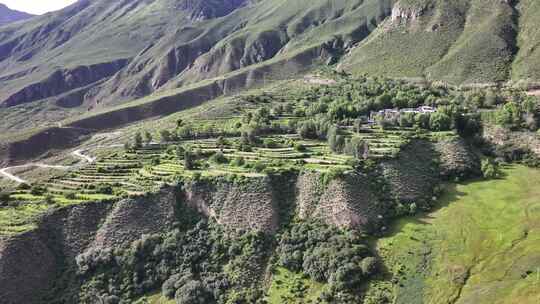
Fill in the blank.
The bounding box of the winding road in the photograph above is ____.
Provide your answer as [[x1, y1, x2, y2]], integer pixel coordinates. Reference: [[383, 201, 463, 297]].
[[0, 131, 124, 185], [0, 150, 94, 184]]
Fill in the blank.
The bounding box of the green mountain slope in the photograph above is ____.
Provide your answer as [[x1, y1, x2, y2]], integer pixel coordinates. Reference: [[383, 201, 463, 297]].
[[340, 0, 539, 85]]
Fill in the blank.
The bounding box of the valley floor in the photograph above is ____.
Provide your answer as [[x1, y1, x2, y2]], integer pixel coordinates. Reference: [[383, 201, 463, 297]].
[[373, 165, 540, 304]]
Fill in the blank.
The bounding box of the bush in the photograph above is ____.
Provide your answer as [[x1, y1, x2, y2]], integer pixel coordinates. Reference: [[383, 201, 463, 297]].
[[481, 159, 500, 179], [263, 138, 279, 148], [184, 151, 196, 170], [360, 257, 378, 277], [231, 157, 246, 167], [175, 280, 213, 304], [97, 184, 113, 195], [429, 112, 452, 131], [294, 143, 306, 152], [44, 194, 55, 205], [30, 185, 47, 196], [65, 192, 77, 200], [17, 183, 31, 190], [252, 162, 266, 173], [210, 152, 228, 164]]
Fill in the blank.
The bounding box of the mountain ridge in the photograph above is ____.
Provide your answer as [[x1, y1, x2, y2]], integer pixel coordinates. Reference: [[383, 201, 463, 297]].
[[0, 3, 34, 26]]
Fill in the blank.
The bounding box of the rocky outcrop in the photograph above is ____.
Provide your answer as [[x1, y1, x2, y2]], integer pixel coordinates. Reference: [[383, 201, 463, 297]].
[[391, 1, 427, 24]]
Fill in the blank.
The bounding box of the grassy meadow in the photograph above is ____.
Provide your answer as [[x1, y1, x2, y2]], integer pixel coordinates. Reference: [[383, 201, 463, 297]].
[[372, 165, 540, 304]]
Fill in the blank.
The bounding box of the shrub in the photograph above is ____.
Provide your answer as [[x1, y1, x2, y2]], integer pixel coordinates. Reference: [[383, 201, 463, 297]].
[[252, 162, 267, 173], [44, 194, 55, 205], [263, 138, 279, 148], [429, 112, 452, 131], [360, 257, 378, 277], [184, 151, 196, 170], [481, 159, 500, 179], [294, 143, 306, 152], [231, 157, 246, 167], [65, 192, 77, 200], [175, 280, 213, 304], [97, 184, 113, 195], [17, 183, 31, 190], [30, 185, 47, 196], [210, 152, 228, 164], [151, 157, 161, 166], [134, 132, 143, 148]]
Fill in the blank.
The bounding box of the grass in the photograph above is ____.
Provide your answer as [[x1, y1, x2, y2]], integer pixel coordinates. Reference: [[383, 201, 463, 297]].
[[266, 267, 326, 304], [371, 165, 540, 304]]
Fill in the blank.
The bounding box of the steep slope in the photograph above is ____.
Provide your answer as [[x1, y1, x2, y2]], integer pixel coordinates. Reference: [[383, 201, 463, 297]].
[[340, 0, 526, 84], [0, 3, 34, 26], [512, 0, 540, 82], [0, 0, 393, 141]]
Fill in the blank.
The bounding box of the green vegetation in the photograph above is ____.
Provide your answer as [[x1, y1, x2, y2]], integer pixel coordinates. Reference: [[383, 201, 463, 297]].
[[369, 165, 540, 304]]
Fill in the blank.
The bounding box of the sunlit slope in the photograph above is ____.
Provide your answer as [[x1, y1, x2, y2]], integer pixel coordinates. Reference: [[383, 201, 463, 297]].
[[375, 165, 540, 304]]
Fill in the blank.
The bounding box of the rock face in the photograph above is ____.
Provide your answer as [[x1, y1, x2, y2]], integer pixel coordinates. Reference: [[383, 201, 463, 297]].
[[391, 1, 426, 24], [0, 4, 34, 26]]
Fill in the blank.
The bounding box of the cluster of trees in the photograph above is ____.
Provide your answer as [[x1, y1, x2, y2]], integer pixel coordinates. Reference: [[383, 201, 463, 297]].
[[77, 213, 271, 304], [0, 187, 10, 206], [277, 220, 378, 302], [496, 96, 539, 131]]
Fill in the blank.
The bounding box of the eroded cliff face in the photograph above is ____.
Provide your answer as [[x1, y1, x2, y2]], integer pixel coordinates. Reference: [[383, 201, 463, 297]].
[[0, 139, 479, 303]]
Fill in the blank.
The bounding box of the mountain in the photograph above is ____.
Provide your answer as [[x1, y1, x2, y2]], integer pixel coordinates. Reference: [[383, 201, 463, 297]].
[[1, 0, 540, 162], [0, 3, 34, 26], [339, 0, 540, 84]]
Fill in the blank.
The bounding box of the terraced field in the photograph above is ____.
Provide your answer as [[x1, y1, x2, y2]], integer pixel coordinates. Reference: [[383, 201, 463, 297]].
[[370, 165, 540, 304]]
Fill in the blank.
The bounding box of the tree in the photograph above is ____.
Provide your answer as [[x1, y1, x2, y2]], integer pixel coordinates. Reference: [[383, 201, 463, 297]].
[[344, 137, 368, 159], [375, 94, 393, 110], [298, 120, 318, 139], [184, 150, 195, 170], [429, 112, 452, 131], [160, 130, 172, 143], [134, 132, 143, 148], [176, 146, 185, 160], [210, 151, 228, 164], [143, 131, 153, 145], [481, 159, 500, 179], [0, 190, 10, 206], [398, 112, 414, 128], [496, 102, 521, 129], [175, 280, 213, 304]]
